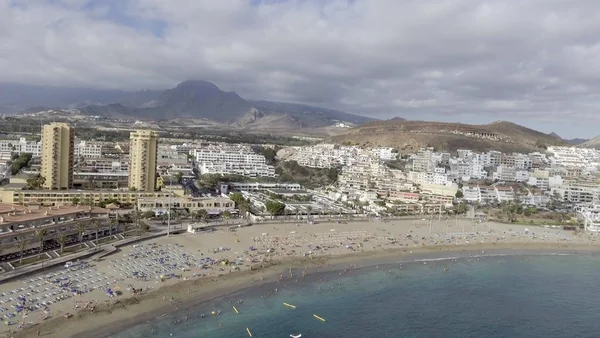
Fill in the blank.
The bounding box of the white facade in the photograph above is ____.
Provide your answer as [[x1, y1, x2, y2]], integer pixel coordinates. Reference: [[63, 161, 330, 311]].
[[192, 144, 275, 178], [0, 138, 41, 157], [74, 141, 102, 158], [288, 144, 379, 169]]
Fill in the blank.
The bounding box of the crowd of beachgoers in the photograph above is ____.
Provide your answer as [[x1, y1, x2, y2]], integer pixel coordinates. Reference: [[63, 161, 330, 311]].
[[2, 217, 598, 338]]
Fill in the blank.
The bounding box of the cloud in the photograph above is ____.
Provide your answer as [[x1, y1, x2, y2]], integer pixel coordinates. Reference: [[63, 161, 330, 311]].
[[2, 0, 600, 135]]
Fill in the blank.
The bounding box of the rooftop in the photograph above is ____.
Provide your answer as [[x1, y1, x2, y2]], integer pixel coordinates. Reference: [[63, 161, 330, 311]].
[[0, 203, 107, 224]]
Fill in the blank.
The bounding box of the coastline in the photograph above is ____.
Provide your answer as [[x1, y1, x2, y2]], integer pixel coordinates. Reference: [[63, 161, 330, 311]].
[[14, 241, 600, 338]]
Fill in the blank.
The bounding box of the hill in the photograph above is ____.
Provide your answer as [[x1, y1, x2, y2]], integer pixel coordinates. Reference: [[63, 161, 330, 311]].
[[578, 136, 600, 149], [331, 120, 565, 153]]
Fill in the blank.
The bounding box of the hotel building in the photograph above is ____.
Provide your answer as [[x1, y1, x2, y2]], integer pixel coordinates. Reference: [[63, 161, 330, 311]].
[[128, 130, 158, 192], [41, 122, 74, 190]]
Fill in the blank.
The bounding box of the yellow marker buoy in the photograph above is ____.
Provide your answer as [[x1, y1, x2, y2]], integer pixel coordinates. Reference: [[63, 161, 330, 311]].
[[313, 314, 326, 322], [283, 302, 296, 309], [246, 327, 253, 337], [233, 306, 239, 314]]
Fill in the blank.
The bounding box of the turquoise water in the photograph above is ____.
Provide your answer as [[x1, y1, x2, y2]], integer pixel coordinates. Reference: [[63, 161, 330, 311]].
[[111, 253, 600, 338]]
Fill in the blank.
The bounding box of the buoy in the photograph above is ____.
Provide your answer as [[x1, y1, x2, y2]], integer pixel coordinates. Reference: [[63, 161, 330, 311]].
[[246, 327, 253, 337], [233, 306, 239, 314], [313, 314, 326, 322], [283, 302, 296, 309]]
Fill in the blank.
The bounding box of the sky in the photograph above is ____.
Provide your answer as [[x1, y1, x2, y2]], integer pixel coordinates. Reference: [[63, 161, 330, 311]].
[[2, 0, 600, 138]]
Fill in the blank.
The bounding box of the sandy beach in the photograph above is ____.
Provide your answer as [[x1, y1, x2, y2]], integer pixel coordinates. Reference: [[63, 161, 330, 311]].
[[3, 217, 600, 338]]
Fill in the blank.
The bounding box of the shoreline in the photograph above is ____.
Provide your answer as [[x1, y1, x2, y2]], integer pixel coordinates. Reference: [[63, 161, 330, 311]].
[[14, 241, 600, 338]]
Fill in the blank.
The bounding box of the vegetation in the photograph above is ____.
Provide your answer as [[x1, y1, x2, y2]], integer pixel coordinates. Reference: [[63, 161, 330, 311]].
[[265, 200, 286, 216], [196, 209, 208, 220], [275, 161, 339, 188], [252, 145, 279, 165], [26, 174, 45, 189], [56, 233, 68, 253], [34, 229, 47, 258], [17, 238, 29, 264], [485, 201, 576, 225], [8, 152, 32, 175]]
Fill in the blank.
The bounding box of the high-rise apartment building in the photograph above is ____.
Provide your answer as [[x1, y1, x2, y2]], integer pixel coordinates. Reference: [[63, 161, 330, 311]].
[[41, 122, 74, 190], [128, 130, 159, 192]]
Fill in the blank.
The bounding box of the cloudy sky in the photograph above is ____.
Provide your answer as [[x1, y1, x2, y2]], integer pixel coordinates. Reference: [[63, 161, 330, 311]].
[[2, 0, 600, 138]]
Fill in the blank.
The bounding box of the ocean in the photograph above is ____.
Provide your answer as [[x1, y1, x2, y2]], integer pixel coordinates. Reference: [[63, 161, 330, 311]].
[[110, 252, 600, 338]]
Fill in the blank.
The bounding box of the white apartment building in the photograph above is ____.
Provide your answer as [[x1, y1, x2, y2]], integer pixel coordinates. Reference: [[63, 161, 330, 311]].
[[74, 141, 102, 158], [548, 146, 600, 168], [372, 147, 396, 161], [553, 183, 600, 204], [0, 138, 102, 158], [157, 146, 188, 166], [411, 150, 436, 172], [0, 138, 41, 157], [407, 171, 452, 186], [199, 162, 275, 177], [191, 144, 275, 177], [288, 144, 377, 169], [461, 185, 515, 204]]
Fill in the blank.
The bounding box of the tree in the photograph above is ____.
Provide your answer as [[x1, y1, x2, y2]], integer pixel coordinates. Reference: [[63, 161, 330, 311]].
[[266, 201, 286, 216], [108, 218, 116, 238], [222, 210, 232, 219], [56, 233, 68, 254], [26, 174, 46, 190], [76, 223, 87, 246], [18, 237, 29, 263], [196, 209, 208, 221], [138, 221, 150, 237], [238, 203, 249, 218], [455, 202, 468, 214], [174, 171, 184, 184], [230, 192, 245, 206], [34, 229, 47, 258], [92, 221, 102, 245], [9, 152, 32, 175], [71, 197, 81, 206], [455, 190, 464, 198], [142, 211, 156, 219]]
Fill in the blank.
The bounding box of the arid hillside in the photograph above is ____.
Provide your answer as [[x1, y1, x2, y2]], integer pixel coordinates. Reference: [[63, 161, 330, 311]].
[[331, 120, 564, 153]]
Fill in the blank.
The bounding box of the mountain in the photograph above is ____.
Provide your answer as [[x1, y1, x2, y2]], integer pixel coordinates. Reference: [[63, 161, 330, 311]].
[[0, 83, 131, 112], [548, 132, 587, 146], [331, 120, 565, 153], [78, 80, 252, 122], [0, 81, 375, 127]]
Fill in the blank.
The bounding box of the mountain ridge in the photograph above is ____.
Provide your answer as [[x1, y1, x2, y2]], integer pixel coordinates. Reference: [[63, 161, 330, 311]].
[[2, 80, 375, 128]]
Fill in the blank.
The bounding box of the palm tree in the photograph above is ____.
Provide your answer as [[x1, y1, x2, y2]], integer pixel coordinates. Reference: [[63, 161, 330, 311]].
[[34, 229, 47, 258], [108, 218, 116, 239], [56, 233, 68, 254], [92, 221, 102, 245], [18, 237, 29, 263], [76, 223, 87, 247], [306, 206, 313, 220], [238, 203, 248, 219]]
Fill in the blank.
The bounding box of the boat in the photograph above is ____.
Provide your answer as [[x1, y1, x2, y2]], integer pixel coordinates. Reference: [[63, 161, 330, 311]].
[[290, 335, 302, 338]]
